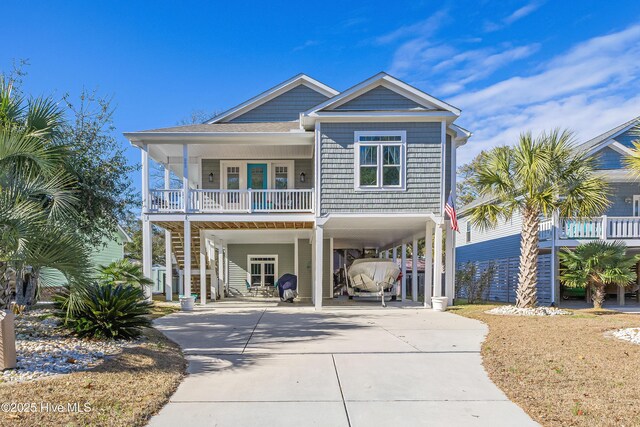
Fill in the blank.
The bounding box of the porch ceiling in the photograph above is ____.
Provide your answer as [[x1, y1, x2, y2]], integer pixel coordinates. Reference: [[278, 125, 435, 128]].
[[148, 143, 313, 164], [322, 215, 434, 249], [155, 220, 314, 233]]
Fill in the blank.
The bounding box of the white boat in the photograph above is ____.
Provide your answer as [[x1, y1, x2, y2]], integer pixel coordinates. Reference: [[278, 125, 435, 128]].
[[346, 259, 400, 307]]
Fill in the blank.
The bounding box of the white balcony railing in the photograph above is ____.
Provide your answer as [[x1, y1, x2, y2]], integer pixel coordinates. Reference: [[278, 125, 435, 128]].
[[147, 188, 314, 213], [539, 216, 640, 241]]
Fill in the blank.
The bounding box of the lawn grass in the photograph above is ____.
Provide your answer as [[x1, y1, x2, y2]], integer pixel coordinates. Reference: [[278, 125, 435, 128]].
[[451, 303, 640, 427], [0, 302, 186, 427]]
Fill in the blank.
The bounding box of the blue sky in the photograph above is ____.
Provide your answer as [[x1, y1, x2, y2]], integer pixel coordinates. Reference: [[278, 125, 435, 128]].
[[3, 0, 640, 194]]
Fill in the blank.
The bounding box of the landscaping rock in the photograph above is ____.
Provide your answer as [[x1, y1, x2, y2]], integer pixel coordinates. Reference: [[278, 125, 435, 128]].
[[612, 327, 640, 345], [1, 308, 137, 383], [486, 305, 571, 316]]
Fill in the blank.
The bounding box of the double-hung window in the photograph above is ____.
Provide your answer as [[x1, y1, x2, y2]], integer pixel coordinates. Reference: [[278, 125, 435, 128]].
[[354, 131, 406, 190]]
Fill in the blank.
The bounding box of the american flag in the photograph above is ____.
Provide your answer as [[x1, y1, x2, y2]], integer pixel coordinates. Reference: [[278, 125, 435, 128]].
[[444, 193, 459, 232]]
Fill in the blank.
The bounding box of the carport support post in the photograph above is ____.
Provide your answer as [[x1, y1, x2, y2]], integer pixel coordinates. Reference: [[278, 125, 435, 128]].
[[433, 221, 444, 300], [412, 238, 418, 302], [424, 221, 434, 307], [142, 218, 152, 302], [199, 230, 207, 305], [217, 242, 225, 299], [313, 225, 324, 310], [401, 243, 407, 301], [165, 229, 172, 301], [392, 247, 398, 297], [445, 222, 455, 306], [183, 219, 192, 300]]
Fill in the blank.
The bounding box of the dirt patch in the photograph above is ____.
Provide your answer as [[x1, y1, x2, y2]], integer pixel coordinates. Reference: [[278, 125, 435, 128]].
[[0, 306, 186, 427], [451, 304, 640, 427]]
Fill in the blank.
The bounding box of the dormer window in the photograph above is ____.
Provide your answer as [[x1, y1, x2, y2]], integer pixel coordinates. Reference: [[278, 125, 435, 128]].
[[354, 131, 406, 191]]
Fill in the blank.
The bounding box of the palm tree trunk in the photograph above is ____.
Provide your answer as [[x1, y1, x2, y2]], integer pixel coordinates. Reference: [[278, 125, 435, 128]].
[[15, 268, 38, 307], [0, 263, 12, 310], [592, 283, 606, 309], [516, 206, 540, 308]]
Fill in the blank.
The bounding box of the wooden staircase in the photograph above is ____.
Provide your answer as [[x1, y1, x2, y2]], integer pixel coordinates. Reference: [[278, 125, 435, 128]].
[[170, 229, 202, 289]]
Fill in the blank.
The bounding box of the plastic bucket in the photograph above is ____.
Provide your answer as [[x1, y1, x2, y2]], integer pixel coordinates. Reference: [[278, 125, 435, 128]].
[[179, 296, 195, 311], [431, 296, 448, 312]]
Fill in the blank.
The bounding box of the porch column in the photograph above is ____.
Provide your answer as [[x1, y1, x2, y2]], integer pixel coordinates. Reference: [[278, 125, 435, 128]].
[[217, 242, 225, 299], [294, 237, 299, 277], [330, 238, 334, 298], [445, 222, 455, 305], [551, 210, 560, 305], [142, 218, 152, 301], [141, 144, 149, 212], [392, 246, 399, 297], [182, 144, 190, 212], [199, 230, 207, 305], [385, 250, 389, 259], [183, 219, 192, 301], [165, 229, 172, 301], [433, 221, 444, 301], [164, 164, 172, 302], [424, 221, 434, 307], [412, 238, 418, 302], [313, 225, 324, 310], [224, 243, 229, 293], [401, 243, 407, 301]]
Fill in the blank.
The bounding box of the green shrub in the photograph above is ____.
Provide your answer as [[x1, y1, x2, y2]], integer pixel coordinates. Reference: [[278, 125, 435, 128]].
[[55, 283, 151, 339]]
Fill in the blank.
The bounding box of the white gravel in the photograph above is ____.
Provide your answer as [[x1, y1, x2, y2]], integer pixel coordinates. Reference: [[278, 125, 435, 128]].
[[1, 309, 137, 383], [486, 305, 572, 316], [612, 328, 640, 345]]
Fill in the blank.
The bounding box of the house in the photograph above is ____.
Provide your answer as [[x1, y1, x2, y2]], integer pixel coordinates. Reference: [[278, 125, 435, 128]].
[[456, 116, 640, 306], [124, 72, 470, 309], [40, 225, 132, 287]]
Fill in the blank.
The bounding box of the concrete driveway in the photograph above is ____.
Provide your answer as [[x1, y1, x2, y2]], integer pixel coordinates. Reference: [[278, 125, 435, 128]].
[[149, 302, 537, 427]]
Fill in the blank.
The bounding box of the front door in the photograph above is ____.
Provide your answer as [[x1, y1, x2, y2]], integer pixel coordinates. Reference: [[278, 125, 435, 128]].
[[247, 164, 267, 189], [248, 164, 268, 209]]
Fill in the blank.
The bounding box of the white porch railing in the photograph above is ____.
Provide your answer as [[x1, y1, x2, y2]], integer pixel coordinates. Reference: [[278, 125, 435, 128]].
[[148, 189, 185, 212], [540, 216, 640, 241], [147, 188, 314, 213]]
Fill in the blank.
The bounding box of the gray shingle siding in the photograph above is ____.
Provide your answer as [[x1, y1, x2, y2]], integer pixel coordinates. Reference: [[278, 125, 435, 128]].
[[614, 128, 640, 148], [605, 182, 638, 216], [594, 147, 624, 170], [333, 86, 423, 111], [319, 122, 442, 214], [229, 85, 329, 123], [445, 135, 452, 198]]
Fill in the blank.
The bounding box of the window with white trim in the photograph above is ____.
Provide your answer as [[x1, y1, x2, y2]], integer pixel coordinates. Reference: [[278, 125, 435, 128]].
[[247, 255, 278, 287], [274, 166, 288, 189], [354, 131, 406, 190]]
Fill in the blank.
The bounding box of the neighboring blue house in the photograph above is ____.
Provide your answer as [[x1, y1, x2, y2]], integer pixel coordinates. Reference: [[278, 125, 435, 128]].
[[124, 72, 471, 309], [456, 116, 640, 306]]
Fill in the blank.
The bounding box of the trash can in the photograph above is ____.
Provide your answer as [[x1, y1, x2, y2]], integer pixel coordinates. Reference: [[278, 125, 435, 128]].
[[431, 297, 448, 312], [0, 310, 16, 370], [179, 295, 195, 311]]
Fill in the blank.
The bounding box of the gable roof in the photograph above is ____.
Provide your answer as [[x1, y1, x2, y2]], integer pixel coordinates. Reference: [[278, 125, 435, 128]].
[[207, 74, 339, 124], [577, 115, 640, 155], [303, 72, 461, 116]]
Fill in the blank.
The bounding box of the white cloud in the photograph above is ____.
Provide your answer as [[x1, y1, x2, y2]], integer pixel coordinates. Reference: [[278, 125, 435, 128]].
[[451, 24, 640, 164], [375, 9, 448, 45], [484, 1, 544, 32]]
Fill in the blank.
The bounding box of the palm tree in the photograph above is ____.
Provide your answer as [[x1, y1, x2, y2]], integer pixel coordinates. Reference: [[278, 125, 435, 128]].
[[623, 124, 640, 172], [98, 259, 153, 288], [559, 241, 637, 309], [468, 130, 609, 307], [0, 77, 91, 309]]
